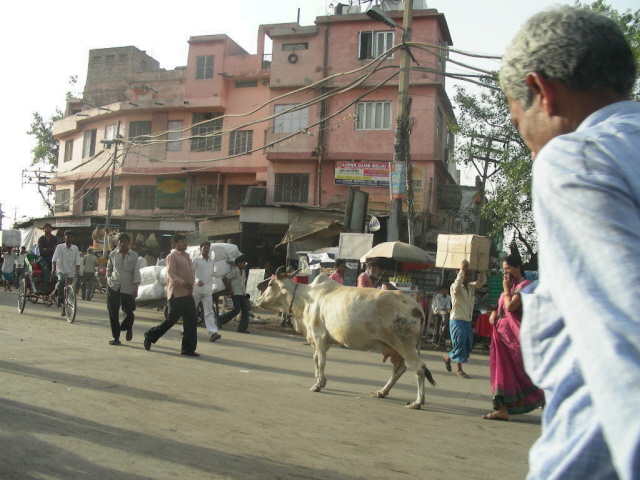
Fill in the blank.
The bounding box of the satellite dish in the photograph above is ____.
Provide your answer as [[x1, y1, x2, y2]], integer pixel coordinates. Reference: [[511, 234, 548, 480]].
[[369, 216, 380, 232]]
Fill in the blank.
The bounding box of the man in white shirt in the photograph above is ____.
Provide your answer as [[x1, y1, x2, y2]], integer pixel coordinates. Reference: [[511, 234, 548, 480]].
[[444, 260, 486, 378], [14, 246, 27, 288], [51, 230, 82, 315], [2, 248, 17, 291], [193, 242, 221, 342], [218, 255, 250, 333], [432, 286, 451, 316]]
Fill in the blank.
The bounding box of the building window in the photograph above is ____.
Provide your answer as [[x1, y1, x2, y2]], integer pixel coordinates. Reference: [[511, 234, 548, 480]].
[[193, 185, 221, 210], [195, 55, 214, 79], [191, 113, 222, 152], [55, 189, 70, 213], [356, 101, 392, 130], [234, 80, 258, 88], [63, 140, 73, 163], [229, 130, 253, 155], [129, 121, 152, 144], [82, 129, 97, 158], [436, 108, 443, 139], [166, 120, 183, 151], [358, 31, 394, 60], [274, 174, 309, 203], [274, 105, 309, 133], [92, 56, 101, 65], [106, 55, 115, 66], [119, 54, 128, 63], [82, 188, 98, 211], [129, 185, 156, 210], [437, 40, 449, 71], [227, 185, 251, 210], [104, 124, 117, 141], [106, 186, 123, 209]]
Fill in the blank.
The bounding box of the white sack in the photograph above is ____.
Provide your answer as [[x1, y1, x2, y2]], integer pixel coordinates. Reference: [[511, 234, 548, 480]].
[[139, 266, 163, 285], [137, 283, 165, 302]]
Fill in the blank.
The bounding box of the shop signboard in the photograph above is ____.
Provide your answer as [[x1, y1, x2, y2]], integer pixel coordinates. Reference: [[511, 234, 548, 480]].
[[334, 161, 389, 187], [156, 178, 186, 209]]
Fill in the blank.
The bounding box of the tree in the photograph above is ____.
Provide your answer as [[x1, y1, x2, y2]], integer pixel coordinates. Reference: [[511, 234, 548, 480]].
[[452, 1, 640, 267]]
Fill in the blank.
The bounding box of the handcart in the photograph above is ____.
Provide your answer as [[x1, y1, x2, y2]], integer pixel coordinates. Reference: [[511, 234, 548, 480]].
[[18, 254, 77, 323]]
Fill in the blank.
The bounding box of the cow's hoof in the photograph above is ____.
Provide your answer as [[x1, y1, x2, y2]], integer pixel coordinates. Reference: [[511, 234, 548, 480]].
[[405, 402, 421, 410], [371, 391, 387, 398], [320, 378, 327, 388], [310, 385, 322, 392]]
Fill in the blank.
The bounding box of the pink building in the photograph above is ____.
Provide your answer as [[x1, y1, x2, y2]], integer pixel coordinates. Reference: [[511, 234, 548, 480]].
[[51, 3, 458, 262]]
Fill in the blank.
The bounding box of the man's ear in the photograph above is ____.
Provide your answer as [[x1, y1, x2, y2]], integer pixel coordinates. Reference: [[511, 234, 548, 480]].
[[525, 72, 559, 116]]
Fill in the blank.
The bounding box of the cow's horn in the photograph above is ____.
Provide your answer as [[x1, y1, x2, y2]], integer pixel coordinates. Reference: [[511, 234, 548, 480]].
[[275, 266, 286, 277], [288, 268, 301, 278]]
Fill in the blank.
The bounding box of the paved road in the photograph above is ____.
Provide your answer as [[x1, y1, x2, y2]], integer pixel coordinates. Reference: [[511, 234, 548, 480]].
[[0, 289, 541, 479]]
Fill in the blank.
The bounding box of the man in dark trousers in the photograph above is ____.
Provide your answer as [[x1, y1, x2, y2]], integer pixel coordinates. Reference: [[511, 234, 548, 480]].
[[217, 255, 250, 333], [143, 233, 199, 356], [37, 223, 58, 282], [106, 233, 141, 345]]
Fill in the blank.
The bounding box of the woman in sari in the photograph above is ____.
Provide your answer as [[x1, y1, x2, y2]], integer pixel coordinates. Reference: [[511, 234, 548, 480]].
[[482, 254, 545, 420]]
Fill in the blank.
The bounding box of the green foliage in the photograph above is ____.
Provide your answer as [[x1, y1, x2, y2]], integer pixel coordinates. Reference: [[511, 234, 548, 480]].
[[26, 109, 64, 170], [453, 2, 639, 264]]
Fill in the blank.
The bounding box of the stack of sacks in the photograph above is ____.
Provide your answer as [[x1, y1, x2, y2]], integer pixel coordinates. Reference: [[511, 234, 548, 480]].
[[136, 243, 242, 303]]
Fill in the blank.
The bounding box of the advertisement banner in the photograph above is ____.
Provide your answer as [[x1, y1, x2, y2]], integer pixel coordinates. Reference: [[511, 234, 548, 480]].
[[391, 163, 406, 199], [334, 161, 389, 187], [156, 178, 186, 209]]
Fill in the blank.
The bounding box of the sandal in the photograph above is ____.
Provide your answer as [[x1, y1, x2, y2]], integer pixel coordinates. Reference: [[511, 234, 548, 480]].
[[482, 411, 509, 421], [456, 371, 470, 379], [443, 355, 452, 372]]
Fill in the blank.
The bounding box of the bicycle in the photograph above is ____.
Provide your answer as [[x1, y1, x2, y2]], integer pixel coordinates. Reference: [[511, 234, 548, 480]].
[[432, 311, 449, 349], [50, 273, 78, 323]]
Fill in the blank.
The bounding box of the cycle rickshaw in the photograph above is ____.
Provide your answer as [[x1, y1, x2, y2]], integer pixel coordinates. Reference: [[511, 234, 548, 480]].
[[17, 254, 77, 323]]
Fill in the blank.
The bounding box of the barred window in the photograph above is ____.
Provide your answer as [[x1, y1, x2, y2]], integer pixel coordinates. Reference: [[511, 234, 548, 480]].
[[105, 124, 117, 141], [191, 113, 222, 152], [82, 188, 98, 211], [129, 185, 156, 210], [356, 101, 392, 130], [55, 189, 70, 213], [274, 174, 309, 203], [227, 185, 251, 210], [82, 129, 97, 158], [196, 55, 214, 79], [129, 121, 152, 144], [193, 185, 221, 210], [166, 120, 183, 151], [106, 186, 123, 209], [229, 130, 253, 155], [64, 139, 73, 162], [358, 31, 394, 60], [274, 105, 308, 133]]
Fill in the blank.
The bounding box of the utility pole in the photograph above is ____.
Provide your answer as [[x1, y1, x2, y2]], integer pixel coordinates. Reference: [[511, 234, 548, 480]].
[[102, 120, 121, 258], [388, 0, 414, 243]]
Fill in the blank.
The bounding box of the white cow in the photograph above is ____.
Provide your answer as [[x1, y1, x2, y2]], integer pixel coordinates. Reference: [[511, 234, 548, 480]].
[[255, 267, 436, 409]]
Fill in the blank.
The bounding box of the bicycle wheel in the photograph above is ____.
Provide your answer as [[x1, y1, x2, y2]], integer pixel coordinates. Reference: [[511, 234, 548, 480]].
[[86, 277, 95, 301], [197, 301, 205, 325], [64, 284, 77, 323], [18, 278, 27, 313]]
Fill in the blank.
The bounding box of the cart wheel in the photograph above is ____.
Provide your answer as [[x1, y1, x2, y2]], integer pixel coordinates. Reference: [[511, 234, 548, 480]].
[[86, 278, 95, 301], [197, 301, 205, 325], [18, 278, 27, 313], [64, 285, 77, 323]]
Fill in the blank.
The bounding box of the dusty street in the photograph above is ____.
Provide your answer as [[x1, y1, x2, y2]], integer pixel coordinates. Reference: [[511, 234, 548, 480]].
[[0, 289, 541, 479]]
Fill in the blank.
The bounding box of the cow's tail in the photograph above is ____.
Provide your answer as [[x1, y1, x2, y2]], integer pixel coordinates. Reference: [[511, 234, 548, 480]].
[[424, 365, 437, 387], [416, 308, 426, 352]]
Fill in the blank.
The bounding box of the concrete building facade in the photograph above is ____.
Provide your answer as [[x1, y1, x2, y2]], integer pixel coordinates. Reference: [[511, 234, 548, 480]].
[[50, 2, 459, 263]]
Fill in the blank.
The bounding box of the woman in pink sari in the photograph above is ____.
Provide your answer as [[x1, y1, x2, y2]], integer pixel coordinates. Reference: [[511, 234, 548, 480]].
[[482, 254, 545, 421]]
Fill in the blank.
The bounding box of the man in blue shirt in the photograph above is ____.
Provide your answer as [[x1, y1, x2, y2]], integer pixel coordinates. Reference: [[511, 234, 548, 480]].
[[500, 7, 639, 480]]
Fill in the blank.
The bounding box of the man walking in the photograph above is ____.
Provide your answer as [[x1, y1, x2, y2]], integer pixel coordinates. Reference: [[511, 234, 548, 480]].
[[217, 256, 250, 334], [51, 231, 82, 316], [144, 233, 199, 356], [357, 262, 378, 288], [502, 7, 639, 479], [106, 234, 141, 345], [82, 248, 98, 300], [443, 260, 485, 379], [14, 246, 27, 288], [193, 241, 221, 342]]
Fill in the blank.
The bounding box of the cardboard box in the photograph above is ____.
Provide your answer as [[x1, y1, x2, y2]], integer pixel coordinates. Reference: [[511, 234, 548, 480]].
[[436, 234, 490, 270]]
